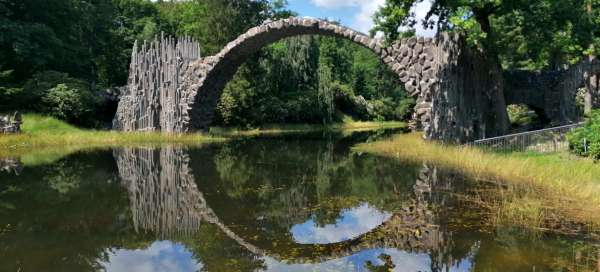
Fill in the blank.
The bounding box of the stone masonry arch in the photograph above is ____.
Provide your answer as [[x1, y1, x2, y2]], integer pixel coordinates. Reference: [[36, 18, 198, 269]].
[[114, 17, 510, 143], [180, 18, 440, 132]]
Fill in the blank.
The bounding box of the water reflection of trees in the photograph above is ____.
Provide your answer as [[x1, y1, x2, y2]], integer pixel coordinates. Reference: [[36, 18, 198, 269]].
[[201, 136, 419, 231], [113, 142, 600, 271], [1, 137, 599, 271]]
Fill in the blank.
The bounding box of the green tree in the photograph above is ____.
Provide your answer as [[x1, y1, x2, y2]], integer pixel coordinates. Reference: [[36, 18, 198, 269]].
[[22, 71, 98, 126], [373, 0, 599, 70], [318, 64, 334, 124]]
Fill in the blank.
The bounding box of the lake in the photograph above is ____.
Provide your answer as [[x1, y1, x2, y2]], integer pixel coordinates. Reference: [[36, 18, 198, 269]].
[[0, 130, 598, 271]]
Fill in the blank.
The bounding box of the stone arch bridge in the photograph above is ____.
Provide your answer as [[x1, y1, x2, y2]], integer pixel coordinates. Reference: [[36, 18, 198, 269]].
[[113, 17, 599, 143], [113, 146, 457, 265]]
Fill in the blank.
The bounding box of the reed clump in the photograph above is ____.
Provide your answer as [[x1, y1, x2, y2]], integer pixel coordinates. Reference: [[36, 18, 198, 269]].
[[354, 133, 600, 233]]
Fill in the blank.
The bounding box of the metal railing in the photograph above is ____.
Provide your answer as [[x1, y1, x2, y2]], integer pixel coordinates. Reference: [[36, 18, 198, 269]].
[[467, 122, 584, 153]]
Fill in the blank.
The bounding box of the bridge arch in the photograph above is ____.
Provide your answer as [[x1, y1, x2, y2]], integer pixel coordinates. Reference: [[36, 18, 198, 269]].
[[180, 17, 442, 131], [114, 17, 511, 143]]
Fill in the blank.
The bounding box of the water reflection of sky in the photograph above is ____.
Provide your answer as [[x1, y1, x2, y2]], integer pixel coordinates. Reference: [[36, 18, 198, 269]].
[[263, 248, 473, 272], [98, 241, 203, 272], [291, 202, 392, 244], [96, 240, 474, 272]]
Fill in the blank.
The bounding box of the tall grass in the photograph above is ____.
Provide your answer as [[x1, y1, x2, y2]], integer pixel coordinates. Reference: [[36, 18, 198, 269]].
[[353, 133, 600, 234]]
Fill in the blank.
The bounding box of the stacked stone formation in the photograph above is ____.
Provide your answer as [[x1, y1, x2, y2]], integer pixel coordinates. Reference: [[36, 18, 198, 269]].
[[114, 147, 207, 237], [113, 34, 201, 132], [0, 158, 22, 175], [0, 111, 22, 134]]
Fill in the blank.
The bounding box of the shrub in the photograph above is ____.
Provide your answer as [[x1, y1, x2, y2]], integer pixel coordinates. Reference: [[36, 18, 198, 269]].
[[394, 97, 416, 120], [22, 71, 98, 126], [42, 84, 96, 124], [568, 110, 600, 160]]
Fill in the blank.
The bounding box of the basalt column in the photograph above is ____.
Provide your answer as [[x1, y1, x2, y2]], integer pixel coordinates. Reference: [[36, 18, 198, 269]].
[[112, 35, 201, 132]]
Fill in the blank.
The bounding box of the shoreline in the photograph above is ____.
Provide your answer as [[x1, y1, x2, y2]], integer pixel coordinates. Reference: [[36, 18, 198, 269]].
[[0, 114, 405, 161], [353, 133, 600, 236]]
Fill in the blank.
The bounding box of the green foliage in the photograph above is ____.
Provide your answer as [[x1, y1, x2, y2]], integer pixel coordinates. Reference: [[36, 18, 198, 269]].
[[213, 34, 413, 126], [22, 71, 98, 126], [157, 0, 272, 55], [318, 64, 334, 124], [41, 84, 96, 124], [568, 110, 600, 160], [373, 0, 600, 70], [507, 104, 538, 128], [19, 114, 81, 135], [1, 0, 413, 128]]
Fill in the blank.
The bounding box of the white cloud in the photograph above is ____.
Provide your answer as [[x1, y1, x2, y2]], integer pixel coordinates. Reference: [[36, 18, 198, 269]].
[[352, 0, 386, 34], [412, 0, 438, 37], [291, 203, 392, 244], [98, 241, 203, 272], [308, 0, 385, 33], [309, 0, 436, 36], [310, 0, 359, 9]]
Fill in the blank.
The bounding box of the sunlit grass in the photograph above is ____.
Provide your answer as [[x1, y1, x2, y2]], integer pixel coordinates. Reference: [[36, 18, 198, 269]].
[[0, 114, 225, 159], [0, 114, 405, 162], [353, 133, 600, 234], [208, 120, 405, 136]]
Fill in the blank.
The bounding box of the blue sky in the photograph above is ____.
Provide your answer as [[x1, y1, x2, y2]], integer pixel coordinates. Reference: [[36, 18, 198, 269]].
[[284, 0, 437, 37]]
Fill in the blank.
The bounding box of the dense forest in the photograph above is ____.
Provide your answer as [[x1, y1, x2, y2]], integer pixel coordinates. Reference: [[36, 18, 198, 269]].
[[1, 0, 599, 128], [0, 0, 413, 128]]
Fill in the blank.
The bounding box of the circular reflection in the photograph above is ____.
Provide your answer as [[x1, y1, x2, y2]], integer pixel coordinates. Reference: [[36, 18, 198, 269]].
[[290, 202, 392, 244]]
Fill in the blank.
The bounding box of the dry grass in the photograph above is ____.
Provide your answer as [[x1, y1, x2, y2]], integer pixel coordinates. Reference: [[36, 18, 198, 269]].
[[353, 133, 600, 233]]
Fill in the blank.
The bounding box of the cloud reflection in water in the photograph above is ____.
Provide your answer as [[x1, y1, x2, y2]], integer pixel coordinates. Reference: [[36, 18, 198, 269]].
[[99, 241, 203, 272], [291, 202, 392, 244]]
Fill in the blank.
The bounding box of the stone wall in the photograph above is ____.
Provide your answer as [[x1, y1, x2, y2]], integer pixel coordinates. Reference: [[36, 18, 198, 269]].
[[114, 17, 510, 143], [585, 74, 600, 114], [504, 57, 600, 125]]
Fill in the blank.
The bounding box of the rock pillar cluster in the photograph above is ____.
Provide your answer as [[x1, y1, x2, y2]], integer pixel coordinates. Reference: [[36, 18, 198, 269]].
[[0, 111, 22, 134], [114, 147, 208, 237], [112, 35, 201, 132]]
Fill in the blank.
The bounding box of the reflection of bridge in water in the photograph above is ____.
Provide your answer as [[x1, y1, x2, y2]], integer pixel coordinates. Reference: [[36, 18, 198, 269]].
[[114, 146, 459, 265]]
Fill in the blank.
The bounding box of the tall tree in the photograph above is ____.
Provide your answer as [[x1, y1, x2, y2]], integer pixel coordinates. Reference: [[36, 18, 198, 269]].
[[373, 0, 600, 70]]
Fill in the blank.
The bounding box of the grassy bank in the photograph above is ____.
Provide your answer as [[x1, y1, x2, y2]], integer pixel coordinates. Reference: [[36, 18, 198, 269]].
[[353, 133, 600, 235], [0, 114, 405, 160], [0, 114, 224, 159], [209, 120, 406, 136]]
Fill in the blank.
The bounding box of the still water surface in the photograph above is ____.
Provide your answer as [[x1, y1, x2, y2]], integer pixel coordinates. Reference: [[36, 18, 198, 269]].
[[0, 130, 598, 271]]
